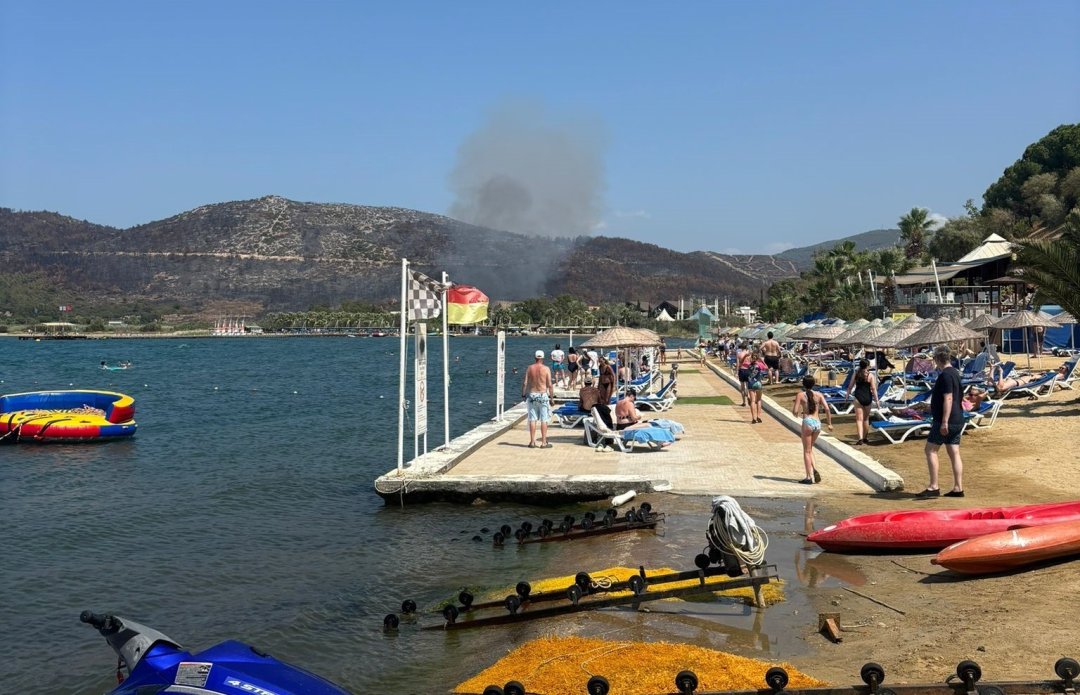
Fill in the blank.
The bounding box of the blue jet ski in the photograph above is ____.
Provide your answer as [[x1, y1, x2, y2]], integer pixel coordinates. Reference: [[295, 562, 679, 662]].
[[81, 610, 352, 694]]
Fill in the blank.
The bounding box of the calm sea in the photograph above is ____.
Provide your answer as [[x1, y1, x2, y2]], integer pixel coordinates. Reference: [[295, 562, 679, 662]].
[[0, 334, 816, 695]]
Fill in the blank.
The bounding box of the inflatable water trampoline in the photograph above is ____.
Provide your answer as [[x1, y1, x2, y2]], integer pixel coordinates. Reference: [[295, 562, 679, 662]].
[[0, 390, 137, 443]]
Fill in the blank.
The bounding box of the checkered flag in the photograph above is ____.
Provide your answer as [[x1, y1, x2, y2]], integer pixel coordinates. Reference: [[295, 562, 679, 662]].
[[408, 270, 448, 321]]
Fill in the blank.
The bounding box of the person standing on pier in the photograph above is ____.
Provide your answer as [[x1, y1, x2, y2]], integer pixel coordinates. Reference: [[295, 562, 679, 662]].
[[522, 350, 555, 448], [597, 356, 617, 405]]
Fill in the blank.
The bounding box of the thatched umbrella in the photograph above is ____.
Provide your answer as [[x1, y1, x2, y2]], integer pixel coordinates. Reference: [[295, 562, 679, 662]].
[[798, 324, 848, 341], [994, 310, 1060, 368], [863, 323, 921, 349], [896, 317, 983, 349], [1054, 311, 1077, 352], [964, 313, 999, 351], [581, 326, 662, 348], [896, 314, 924, 327], [965, 314, 998, 330], [581, 327, 664, 394]]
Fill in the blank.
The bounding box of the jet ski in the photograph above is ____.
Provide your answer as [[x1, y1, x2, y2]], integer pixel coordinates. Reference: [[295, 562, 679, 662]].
[[80, 610, 352, 694]]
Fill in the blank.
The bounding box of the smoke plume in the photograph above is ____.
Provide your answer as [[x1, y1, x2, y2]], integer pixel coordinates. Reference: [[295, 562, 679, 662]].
[[448, 100, 606, 238]]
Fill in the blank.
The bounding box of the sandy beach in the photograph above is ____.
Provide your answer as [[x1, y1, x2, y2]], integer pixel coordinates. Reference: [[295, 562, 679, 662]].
[[753, 355, 1080, 684]]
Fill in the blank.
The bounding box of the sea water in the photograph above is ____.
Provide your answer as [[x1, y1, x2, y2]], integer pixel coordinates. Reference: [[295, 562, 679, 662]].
[[0, 335, 822, 694]]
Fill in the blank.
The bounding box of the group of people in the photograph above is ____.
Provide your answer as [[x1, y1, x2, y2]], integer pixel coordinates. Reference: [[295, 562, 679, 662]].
[[522, 346, 619, 448]]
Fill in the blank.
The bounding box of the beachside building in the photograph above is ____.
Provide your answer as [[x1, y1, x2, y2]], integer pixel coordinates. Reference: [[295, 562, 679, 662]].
[[887, 233, 1025, 319]]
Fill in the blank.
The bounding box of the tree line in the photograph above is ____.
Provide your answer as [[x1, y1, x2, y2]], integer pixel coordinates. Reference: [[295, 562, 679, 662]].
[[761, 123, 1080, 322]]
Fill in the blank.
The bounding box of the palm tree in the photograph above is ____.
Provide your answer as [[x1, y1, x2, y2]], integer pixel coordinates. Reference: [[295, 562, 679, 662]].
[[898, 207, 933, 260], [1013, 211, 1080, 319]]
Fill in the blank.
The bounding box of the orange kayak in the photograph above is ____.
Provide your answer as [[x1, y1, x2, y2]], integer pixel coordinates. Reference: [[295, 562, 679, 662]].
[[932, 519, 1080, 574]]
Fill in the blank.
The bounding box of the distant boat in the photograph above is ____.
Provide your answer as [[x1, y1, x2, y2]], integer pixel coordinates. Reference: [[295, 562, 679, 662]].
[[100, 362, 132, 371]]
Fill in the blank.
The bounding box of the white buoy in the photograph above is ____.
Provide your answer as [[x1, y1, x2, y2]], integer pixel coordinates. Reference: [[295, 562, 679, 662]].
[[611, 490, 637, 507]]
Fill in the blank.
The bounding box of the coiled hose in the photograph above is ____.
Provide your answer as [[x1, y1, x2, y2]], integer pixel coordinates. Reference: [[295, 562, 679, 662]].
[[706, 496, 768, 567]]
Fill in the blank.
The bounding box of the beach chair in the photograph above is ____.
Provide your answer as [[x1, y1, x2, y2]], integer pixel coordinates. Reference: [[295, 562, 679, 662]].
[[965, 399, 1004, 430], [1007, 372, 1059, 400], [778, 358, 808, 384], [869, 416, 934, 444], [552, 402, 590, 429], [816, 370, 855, 397], [583, 408, 629, 451], [824, 379, 895, 415], [960, 353, 989, 383], [582, 407, 675, 451], [635, 379, 678, 412], [1054, 359, 1079, 390]]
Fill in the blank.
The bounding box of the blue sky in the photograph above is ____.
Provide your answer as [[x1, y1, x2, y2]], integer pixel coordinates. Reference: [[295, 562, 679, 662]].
[[2, 1, 1077, 253]]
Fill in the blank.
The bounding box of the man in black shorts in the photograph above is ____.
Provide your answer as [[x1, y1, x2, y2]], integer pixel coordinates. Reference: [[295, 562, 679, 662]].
[[761, 332, 782, 384], [919, 345, 965, 498]]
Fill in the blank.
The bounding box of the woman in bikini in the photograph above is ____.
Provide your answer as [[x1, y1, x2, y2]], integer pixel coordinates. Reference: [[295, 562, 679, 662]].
[[792, 376, 833, 484], [989, 363, 1055, 396], [845, 359, 880, 446]]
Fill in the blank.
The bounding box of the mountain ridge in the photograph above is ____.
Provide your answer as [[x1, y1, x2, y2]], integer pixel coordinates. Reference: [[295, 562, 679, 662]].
[[0, 196, 898, 311]]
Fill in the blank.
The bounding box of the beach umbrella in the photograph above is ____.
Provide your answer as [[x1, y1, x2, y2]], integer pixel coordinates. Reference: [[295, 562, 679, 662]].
[[896, 317, 983, 349], [965, 314, 998, 330], [965, 313, 999, 351], [581, 326, 662, 348], [798, 324, 848, 341], [845, 324, 891, 347], [1053, 312, 1076, 351], [993, 310, 1060, 368], [863, 323, 920, 349], [898, 314, 924, 326]]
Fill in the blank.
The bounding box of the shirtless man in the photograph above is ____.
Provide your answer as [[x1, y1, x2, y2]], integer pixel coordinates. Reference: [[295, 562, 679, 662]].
[[761, 331, 782, 385], [522, 350, 555, 448]]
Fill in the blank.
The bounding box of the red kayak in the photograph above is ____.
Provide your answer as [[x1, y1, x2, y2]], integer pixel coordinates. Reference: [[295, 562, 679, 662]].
[[808, 501, 1080, 552], [932, 519, 1080, 574]]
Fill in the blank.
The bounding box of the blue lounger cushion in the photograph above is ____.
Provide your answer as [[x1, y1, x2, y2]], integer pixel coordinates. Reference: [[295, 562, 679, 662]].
[[647, 418, 684, 434]]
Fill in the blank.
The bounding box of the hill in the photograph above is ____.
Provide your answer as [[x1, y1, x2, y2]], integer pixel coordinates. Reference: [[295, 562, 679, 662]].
[[775, 228, 902, 269], [0, 197, 899, 312]]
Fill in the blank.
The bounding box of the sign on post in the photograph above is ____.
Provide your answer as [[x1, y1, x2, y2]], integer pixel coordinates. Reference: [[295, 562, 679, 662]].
[[496, 330, 506, 421], [414, 322, 428, 440]]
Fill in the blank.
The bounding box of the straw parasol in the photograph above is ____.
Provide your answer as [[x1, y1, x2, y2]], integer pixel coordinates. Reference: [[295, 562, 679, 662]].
[[898, 314, 923, 325], [993, 310, 1060, 368], [798, 324, 848, 341], [863, 323, 921, 349], [581, 326, 663, 348], [845, 324, 892, 347], [1053, 312, 1076, 351], [896, 317, 983, 349], [965, 314, 998, 330]]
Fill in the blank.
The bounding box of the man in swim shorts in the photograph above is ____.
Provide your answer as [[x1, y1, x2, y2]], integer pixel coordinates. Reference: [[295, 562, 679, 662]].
[[522, 350, 554, 448], [761, 331, 782, 384]]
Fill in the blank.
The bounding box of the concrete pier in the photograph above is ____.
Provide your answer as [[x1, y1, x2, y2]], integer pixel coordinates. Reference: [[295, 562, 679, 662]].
[[374, 357, 903, 504]]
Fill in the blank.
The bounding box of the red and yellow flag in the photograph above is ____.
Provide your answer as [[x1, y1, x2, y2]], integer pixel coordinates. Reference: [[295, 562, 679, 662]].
[[447, 284, 489, 324]]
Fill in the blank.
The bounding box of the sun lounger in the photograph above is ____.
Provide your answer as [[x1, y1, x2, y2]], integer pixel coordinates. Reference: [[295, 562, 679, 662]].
[[1054, 359, 1079, 390], [583, 407, 675, 451], [816, 370, 855, 397], [870, 417, 935, 444], [824, 379, 895, 415], [635, 379, 677, 412], [778, 359, 808, 383], [1005, 372, 1059, 400], [965, 399, 1004, 430]]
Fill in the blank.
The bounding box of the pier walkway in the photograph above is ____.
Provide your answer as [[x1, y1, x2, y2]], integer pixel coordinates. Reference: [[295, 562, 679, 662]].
[[375, 358, 899, 504]]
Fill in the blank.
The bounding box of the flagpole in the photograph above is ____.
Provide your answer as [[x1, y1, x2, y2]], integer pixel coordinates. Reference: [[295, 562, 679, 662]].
[[442, 271, 450, 449], [397, 258, 408, 473]]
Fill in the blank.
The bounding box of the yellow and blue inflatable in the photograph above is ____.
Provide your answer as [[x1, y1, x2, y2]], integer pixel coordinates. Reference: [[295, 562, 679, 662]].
[[0, 390, 137, 443]]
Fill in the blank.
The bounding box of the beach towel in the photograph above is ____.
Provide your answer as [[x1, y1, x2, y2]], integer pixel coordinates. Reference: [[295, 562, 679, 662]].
[[647, 418, 684, 435], [621, 427, 676, 445]]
